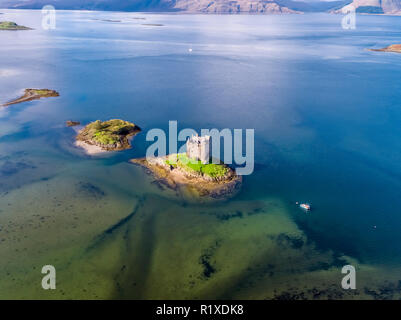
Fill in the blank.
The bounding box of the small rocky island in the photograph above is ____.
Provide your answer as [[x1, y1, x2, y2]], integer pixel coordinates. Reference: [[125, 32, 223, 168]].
[[3, 89, 59, 107], [132, 135, 242, 201], [0, 21, 32, 30], [92, 18, 121, 22], [369, 44, 401, 53], [75, 119, 141, 154], [66, 120, 81, 127], [141, 23, 164, 27]]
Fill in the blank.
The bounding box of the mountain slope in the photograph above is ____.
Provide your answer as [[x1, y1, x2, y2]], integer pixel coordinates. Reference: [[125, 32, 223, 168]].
[[0, 0, 370, 14], [173, 0, 300, 13], [0, 0, 300, 13], [0, 0, 176, 11]]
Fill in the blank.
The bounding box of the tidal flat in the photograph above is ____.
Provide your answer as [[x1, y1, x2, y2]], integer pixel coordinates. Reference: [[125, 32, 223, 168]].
[[2, 171, 400, 299]]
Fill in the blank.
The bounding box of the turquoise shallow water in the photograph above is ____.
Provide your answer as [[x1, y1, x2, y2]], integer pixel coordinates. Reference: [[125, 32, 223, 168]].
[[1, 10, 401, 299]]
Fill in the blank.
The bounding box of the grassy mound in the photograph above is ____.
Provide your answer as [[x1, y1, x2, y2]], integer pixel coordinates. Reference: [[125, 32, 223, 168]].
[[0, 21, 31, 30], [166, 153, 229, 178], [32, 89, 54, 96], [77, 119, 140, 150]]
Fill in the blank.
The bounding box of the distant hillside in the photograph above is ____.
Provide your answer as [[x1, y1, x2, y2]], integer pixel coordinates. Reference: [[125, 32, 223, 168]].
[[0, 0, 364, 14], [172, 0, 300, 13], [339, 0, 401, 14], [0, 0, 176, 11]]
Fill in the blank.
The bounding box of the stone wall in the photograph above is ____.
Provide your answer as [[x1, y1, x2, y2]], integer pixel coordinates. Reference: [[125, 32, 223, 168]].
[[186, 136, 210, 164]]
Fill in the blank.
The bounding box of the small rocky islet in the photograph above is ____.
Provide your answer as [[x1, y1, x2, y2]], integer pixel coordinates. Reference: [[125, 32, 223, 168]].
[[141, 23, 164, 27], [131, 153, 242, 201], [66, 121, 81, 127], [92, 18, 121, 23], [2, 89, 59, 107], [75, 119, 141, 153], [0, 21, 32, 30], [369, 44, 401, 53]]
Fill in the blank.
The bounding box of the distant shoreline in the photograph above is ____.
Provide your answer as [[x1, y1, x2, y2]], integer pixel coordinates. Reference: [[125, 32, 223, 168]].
[[1, 8, 400, 16], [0, 8, 298, 14]]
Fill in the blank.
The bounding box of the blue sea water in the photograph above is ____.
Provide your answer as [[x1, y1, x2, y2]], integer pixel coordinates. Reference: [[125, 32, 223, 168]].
[[1, 10, 401, 299]]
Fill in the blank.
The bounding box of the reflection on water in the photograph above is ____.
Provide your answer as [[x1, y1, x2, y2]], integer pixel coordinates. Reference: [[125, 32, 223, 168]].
[[1, 10, 401, 299]]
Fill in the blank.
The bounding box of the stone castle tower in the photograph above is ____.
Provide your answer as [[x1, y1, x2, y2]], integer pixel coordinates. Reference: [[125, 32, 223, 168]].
[[186, 135, 210, 164]]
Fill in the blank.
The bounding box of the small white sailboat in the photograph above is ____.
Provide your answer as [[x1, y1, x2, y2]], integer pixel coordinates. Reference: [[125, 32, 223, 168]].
[[299, 203, 311, 211]]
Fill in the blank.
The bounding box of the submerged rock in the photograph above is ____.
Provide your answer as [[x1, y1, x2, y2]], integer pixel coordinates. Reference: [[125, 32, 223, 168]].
[[66, 121, 81, 127]]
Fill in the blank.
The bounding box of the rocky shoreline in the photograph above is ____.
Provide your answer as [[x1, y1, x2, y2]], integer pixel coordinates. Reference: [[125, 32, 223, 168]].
[[3, 89, 59, 107], [131, 155, 242, 201]]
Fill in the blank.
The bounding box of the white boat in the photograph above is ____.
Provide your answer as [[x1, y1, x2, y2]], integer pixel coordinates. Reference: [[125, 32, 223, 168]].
[[299, 203, 311, 211]]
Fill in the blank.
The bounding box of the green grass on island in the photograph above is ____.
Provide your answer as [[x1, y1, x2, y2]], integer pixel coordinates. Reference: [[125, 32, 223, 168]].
[[166, 153, 229, 178], [0, 21, 31, 30], [32, 89, 52, 95], [83, 119, 138, 145]]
